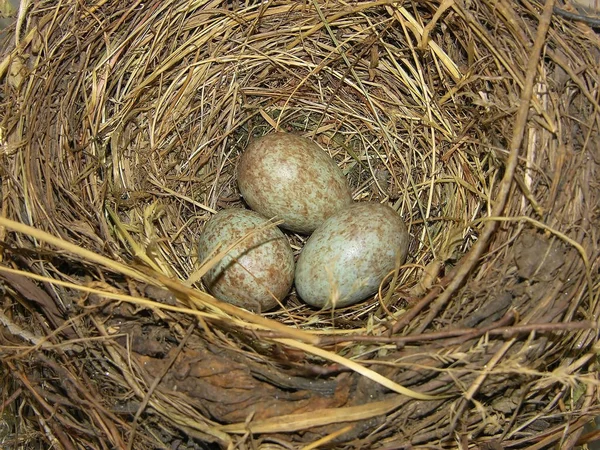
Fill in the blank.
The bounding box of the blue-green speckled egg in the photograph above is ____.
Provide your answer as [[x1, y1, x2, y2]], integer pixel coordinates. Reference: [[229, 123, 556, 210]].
[[198, 209, 294, 312], [237, 132, 353, 234], [295, 203, 409, 309]]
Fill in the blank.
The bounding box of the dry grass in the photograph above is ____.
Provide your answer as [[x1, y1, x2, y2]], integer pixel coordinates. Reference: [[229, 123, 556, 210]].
[[0, 0, 599, 448]]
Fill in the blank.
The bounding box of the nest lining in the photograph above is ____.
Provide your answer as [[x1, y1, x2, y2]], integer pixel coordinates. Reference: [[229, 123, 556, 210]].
[[0, 0, 599, 449]]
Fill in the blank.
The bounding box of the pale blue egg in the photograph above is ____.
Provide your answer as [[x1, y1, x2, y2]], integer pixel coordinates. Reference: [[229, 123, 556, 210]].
[[295, 203, 409, 309]]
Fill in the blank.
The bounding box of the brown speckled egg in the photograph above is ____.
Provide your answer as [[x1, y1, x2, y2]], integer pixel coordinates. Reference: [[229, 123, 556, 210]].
[[198, 209, 294, 312], [237, 132, 353, 234], [295, 203, 409, 309]]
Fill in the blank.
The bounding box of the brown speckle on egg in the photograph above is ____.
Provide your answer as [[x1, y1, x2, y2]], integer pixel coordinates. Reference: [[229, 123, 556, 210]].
[[198, 208, 295, 313], [237, 132, 353, 234]]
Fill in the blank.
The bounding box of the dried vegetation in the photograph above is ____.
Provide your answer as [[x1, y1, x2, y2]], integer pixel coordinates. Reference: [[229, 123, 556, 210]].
[[0, 0, 599, 448]]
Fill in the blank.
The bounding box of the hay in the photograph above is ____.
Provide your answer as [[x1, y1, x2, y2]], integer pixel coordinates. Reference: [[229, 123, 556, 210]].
[[0, 0, 598, 448]]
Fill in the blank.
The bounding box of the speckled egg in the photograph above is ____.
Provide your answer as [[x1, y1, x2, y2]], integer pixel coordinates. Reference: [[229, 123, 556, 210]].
[[198, 209, 295, 312], [295, 203, 409, 309], [237, 132, 353, 234]]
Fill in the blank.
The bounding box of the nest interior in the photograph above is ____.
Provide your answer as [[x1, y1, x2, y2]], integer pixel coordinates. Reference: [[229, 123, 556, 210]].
[[0, 0, 599, 448]]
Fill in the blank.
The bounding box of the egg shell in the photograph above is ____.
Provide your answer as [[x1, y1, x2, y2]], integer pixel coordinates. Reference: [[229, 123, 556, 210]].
[[295, 202, 409, 309], [198, 208, 295, 312], [237, 132, 353, 234]]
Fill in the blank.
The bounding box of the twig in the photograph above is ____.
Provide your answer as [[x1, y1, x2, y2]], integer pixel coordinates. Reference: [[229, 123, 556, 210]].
[[553, 7, 600, 27], [0, 310, 82, 353], [445, 0, 558, 435], [0, 387, 22, 410], [510, 415, 593, 449], [399, 0, 558, 335], [323, 309, 516, 345], [310, 316, 595, 346], [389, 279, 447, 334]]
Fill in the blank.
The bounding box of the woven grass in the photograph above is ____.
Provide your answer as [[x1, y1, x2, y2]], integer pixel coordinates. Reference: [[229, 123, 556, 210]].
[[0, 0, 599, 448]]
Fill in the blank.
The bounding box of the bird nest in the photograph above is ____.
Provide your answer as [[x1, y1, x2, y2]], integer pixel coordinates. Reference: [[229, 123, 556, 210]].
[[0, 0, 599, 448]]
